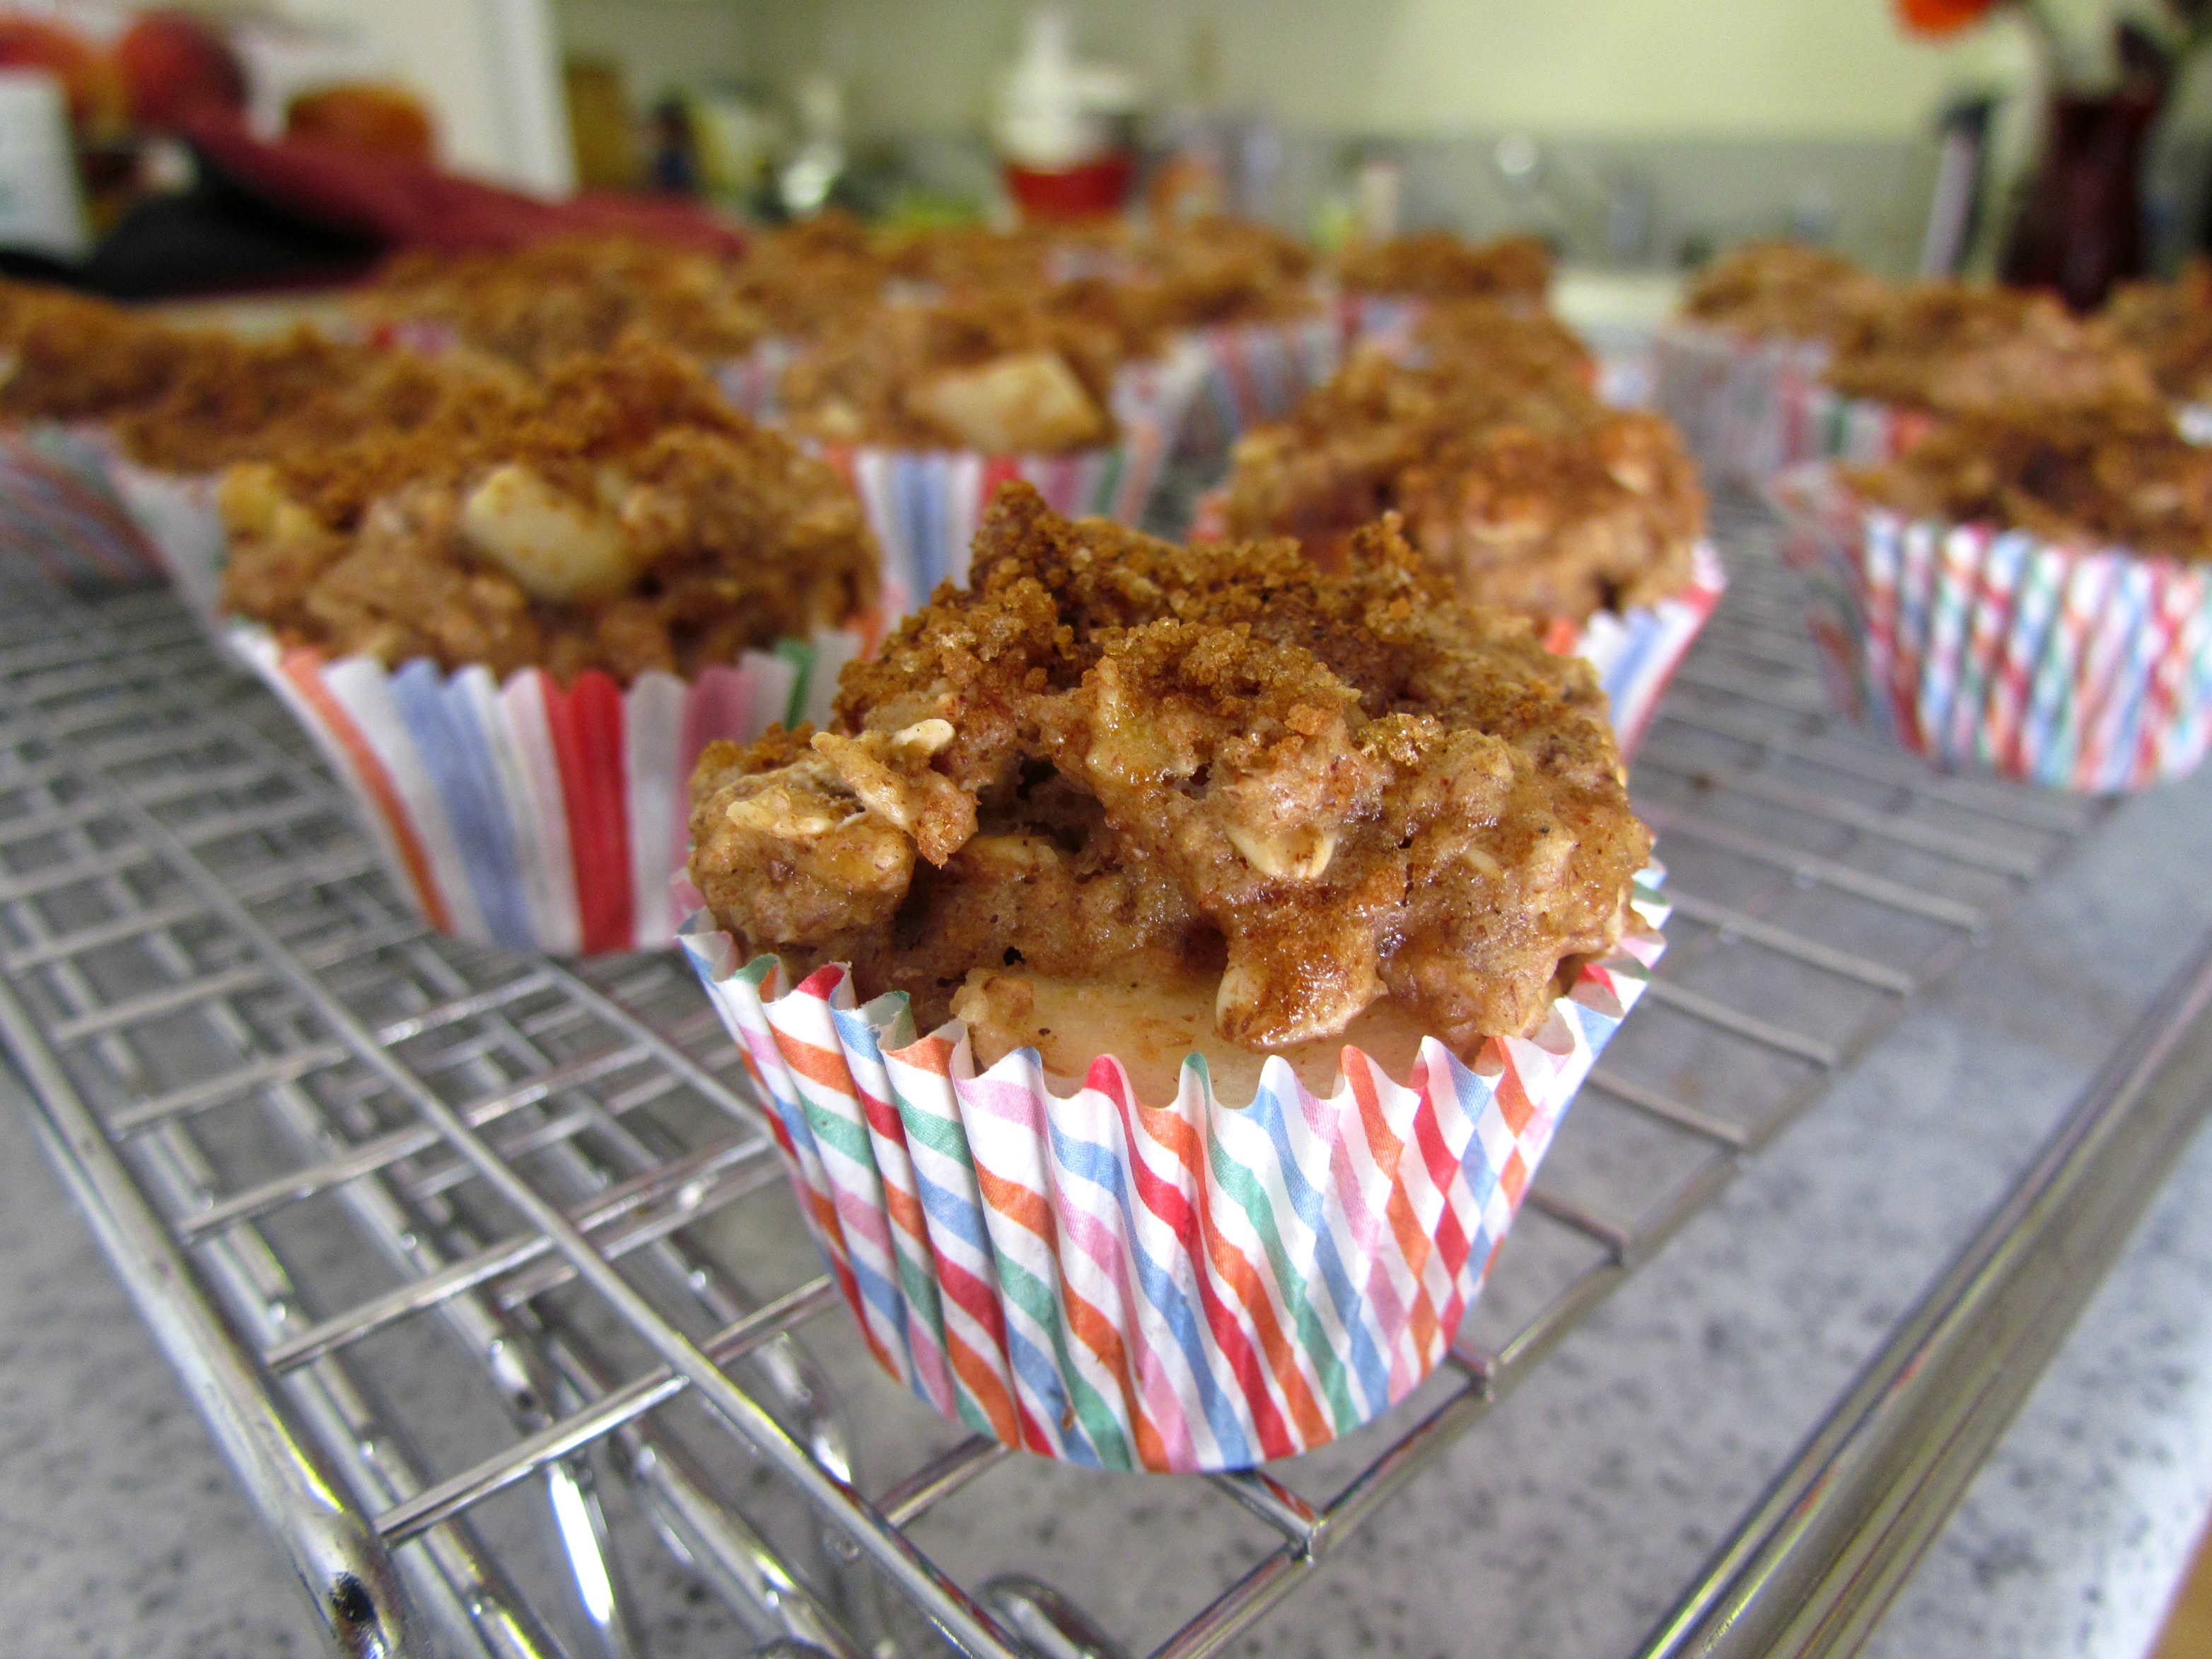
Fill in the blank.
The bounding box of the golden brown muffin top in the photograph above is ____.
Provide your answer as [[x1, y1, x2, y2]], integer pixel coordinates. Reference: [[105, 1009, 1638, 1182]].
[[2102, 260, 2212, 405], [360, 235, 764, 371], [0, 279, 220, 424], [1824, 281, 2162, 417], [1680, 240, 1890, 344], [1844, 404, 2212, 561], [779, 289, 1130, 453], [1222, 337, 1704, 622], [689, 483, 1649, 1069], [220, 340, 878, 684], [1335, 231, 1554, 303]]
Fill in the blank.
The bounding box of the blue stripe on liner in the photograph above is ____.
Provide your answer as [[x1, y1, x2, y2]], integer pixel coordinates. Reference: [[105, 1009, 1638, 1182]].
[[1041, 1112, 1257, 1469], [388, 663, 535, 950], [1238, 1081, 1394, 1416]]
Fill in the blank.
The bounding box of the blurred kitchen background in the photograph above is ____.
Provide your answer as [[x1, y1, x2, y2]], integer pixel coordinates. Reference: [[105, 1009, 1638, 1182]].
[[419, 0, 2212, 274], [8, 0, 2212, 305]]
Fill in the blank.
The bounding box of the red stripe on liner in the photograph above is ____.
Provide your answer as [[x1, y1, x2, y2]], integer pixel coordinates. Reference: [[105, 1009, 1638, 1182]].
[[544, 670, 634, 953], [280, 648, 453, 932]]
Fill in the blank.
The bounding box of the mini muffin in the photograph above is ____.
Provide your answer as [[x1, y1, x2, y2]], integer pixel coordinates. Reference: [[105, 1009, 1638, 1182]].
[[359, 235, 764, 373], [687, 482, 1651, 1101], [221, 339, 878, 683], [1335, 231, 1554, 306], [1777, 404, 2212, 792], [1680, 240, 1890, 345], [2102, 261, 2212, 407], [1841, 404, 2212, 561], [1221, 343, 1705, 624], [1824, 281, 2161, 419], [779, 289, 1130, 455], [730, 211, 895, 342]]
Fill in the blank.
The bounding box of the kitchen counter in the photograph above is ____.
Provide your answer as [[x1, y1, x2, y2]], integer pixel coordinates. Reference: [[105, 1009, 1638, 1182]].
[[4, 746, 2212, 1658]]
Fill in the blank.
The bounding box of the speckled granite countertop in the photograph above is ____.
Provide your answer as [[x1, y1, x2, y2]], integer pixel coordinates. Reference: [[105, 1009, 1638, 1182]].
[[5, 764, 2212, 1658]]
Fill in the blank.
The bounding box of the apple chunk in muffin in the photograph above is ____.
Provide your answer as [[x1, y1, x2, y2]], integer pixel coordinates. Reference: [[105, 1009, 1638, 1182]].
[[688, 483, 1652, 1099]]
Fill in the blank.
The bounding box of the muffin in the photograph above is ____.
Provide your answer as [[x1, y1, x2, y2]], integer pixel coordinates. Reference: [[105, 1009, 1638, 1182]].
[[689, 480, 1650, 1093], [1776, 405, 2212, 791], [776, 289, 1207, 608], [2102, 261, 2212, 410], [1655, 242, 1903, 486], [1336, 231, 1555, 308], [678, 484, 1666, 1470], [224, 341, 881, 952], [0, 281, 485, 594], [359, 235, 764, 373], [1824, 281, 2161, 420], [780, 289, 1129, 456], [1213, 334, 1721, 750], [1679, 240, 1890, 346]]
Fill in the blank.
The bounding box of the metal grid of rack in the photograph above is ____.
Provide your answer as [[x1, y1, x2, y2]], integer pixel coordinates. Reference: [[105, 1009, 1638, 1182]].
[[0, 499, 2110, 1659]]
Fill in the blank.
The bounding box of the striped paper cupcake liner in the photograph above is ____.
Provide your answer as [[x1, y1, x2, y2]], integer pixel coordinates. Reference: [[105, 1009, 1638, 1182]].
[[231, 622, 866, 954], [1651, 324, 1927, 488], [108, 458, 228, 636], [712, 337, 803, 422], [1771, 465, 2212, 793], [677, 866, 1667, 1472], [0, 424, 166, 593], [1187, 489, 1723, 757], [1337, 292, 1428, 353], [1171, 313, 1344, 464], [815, 340, 1211, 616]]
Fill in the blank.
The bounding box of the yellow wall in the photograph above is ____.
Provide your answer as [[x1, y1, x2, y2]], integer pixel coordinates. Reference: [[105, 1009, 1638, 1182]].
[[739, 0, 2032, 141]]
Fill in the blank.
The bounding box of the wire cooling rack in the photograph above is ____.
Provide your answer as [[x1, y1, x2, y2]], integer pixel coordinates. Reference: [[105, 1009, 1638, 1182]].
[[0, 497, 2108, 1659]]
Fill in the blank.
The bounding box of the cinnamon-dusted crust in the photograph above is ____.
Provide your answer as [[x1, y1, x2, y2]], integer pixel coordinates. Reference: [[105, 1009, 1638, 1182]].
[[1222, 335, 1704, 622], [730, 212, 897, 341], [360, 235, 764, 371], [2103, 260, 2212, 405], [779, 290, 1129, 453], [1120, 215, 1320, 329], [1844, 404, 2212, 561], [221, 341, 878, 684], [689, 483, 1651, 1075], [1334, 231, 1553, 304], [0, 279, 535, 477], [883, 215, 1317, 333], [1680, 240, 1889, 345], [1824, 281, 2160, 417], [0, 279, 233, 425]]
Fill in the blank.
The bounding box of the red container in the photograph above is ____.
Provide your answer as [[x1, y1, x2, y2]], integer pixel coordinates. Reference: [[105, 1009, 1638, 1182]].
[[1003, 152, 1133, 219]]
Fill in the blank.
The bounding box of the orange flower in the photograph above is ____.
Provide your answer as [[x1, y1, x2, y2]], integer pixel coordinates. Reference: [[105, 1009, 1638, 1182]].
[[1897, 0, 2006, 37]]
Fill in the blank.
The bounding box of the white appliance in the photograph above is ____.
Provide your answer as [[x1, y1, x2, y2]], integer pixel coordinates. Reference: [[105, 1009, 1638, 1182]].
[[0, 71, 88, 260]]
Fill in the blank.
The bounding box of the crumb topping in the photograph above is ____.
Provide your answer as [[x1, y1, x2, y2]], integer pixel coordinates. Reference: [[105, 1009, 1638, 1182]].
[[221, 341, 878, 682], [689, 483, 1651, 1059]]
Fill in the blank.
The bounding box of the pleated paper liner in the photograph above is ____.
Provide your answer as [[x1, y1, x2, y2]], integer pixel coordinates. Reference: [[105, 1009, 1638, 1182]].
[[108, 458, 228, 636], [1651, 323, 1929, 488], [677, 867, 1667, 1472], [1770, 465, 2212, 793], [1170, 313, 1345, 465], [814, 339, 1212, 617], [230, 622, 867, 954], [1185, 489, 1725, 759], [0, 424, 167, 593]]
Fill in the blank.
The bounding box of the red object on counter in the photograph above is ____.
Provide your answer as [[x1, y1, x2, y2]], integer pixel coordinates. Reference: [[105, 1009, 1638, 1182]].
[[1894, 0, 2003, 38], [1004, 153, 1134, 219], [115, 11, 245, 129], [0, 15, 127, 136], [175, 107, 739, 255], [286, 83, 436, 165]]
